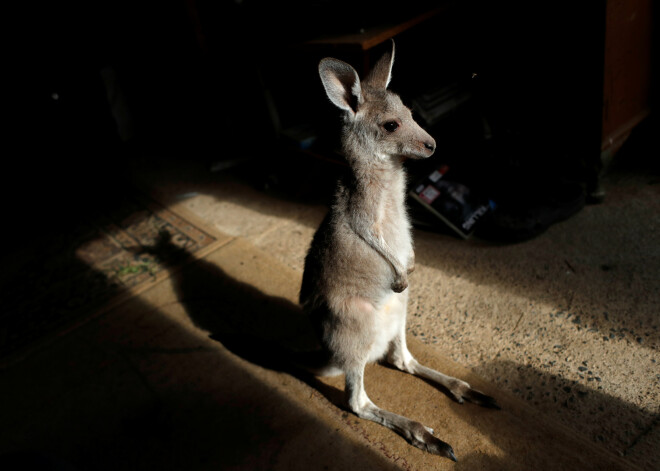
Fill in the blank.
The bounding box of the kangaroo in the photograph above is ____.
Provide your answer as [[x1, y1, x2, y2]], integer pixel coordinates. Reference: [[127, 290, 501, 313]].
[[299, 41, 498, 461]]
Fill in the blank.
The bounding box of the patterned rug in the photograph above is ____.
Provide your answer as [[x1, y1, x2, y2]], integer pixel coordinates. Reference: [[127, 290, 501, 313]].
[[0, 191, 225, 364]]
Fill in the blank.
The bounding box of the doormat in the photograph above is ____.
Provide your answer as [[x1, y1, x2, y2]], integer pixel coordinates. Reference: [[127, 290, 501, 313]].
[[0, 191, 229, 364]]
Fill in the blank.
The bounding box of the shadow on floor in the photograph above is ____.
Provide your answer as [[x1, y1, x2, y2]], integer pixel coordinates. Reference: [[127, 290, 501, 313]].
[[151, 232, 651, 469], [474, 358, 660, 461], [0, 237, 403, 471], [2, 190, 653, 470]]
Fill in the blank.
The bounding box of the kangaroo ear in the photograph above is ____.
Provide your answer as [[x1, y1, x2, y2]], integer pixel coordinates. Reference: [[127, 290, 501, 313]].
[[319, 58, 363, 115], [366, 39, 395, 89]]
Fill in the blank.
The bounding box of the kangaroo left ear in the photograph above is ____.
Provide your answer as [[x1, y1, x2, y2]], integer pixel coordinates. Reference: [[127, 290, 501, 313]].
[[365, 39, 395, 90], [319, 58, 363, 116]]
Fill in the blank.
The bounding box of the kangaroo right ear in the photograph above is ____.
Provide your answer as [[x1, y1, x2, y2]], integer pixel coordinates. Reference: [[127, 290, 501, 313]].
[[366, 39, 395, 90], [319, 58, 363, 115]]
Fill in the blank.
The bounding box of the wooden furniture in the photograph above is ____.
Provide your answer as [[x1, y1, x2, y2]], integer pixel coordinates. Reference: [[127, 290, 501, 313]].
[[302, 6, 450, 75], [601, 0, 653, 161], [185, 0, 653, 196], [295, 0, 655, 197]]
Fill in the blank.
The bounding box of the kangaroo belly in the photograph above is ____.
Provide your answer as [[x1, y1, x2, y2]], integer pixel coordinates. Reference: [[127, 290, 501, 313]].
[[312, 291, 407, 369], [367, 292, 407, 363]]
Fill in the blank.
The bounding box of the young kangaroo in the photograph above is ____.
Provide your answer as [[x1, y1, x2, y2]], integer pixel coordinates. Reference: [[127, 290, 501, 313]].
[[299, 41, 498, 461]]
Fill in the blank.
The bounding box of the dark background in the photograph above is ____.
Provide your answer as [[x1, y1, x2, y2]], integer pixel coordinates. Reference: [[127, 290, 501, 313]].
[[8, 0, 657, 222]]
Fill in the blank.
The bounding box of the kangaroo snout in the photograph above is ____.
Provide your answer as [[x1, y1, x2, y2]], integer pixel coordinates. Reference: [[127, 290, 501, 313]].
[[407, 122, 436, 159], [410, 134, 436, 159]]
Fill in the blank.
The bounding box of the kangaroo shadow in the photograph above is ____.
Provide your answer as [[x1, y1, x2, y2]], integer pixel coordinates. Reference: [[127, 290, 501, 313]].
[[140, 232, 658, 469], [143, 230, 346, 406]]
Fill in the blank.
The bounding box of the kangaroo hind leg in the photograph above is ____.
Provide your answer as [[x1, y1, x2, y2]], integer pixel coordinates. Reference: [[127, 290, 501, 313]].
[[344, 366, 457, 461], [386, 331, 500, 409]]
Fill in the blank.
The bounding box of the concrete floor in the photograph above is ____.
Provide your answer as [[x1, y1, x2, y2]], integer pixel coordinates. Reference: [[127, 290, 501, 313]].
[[0, 128, 657, 469], [125, 129, 659, 469]]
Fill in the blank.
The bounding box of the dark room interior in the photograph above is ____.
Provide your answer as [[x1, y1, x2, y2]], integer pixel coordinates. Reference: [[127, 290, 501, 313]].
[[2, 1, 658, 469]]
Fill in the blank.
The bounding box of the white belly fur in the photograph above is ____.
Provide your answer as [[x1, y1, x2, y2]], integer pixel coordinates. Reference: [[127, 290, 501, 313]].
[[367, 292, 407, 363]]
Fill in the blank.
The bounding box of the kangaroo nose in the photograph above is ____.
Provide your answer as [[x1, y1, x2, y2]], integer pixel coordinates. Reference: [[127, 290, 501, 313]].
[[424, 142, 435, 151]]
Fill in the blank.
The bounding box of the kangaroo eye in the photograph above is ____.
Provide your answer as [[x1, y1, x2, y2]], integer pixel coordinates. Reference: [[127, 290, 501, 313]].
[[383, 121, 399, 132]]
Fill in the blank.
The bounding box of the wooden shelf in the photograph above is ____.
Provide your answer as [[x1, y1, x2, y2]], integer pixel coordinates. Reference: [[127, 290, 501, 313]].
[[304, 7, 447, 52]]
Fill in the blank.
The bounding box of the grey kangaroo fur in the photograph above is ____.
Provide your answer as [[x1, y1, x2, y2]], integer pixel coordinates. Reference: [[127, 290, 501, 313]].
[[299, 40, 498, 461]]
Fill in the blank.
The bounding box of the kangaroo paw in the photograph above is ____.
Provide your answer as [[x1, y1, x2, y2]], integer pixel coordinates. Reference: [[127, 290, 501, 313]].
[[408, 422, 456, 460], [391, 274, 408, 293]]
